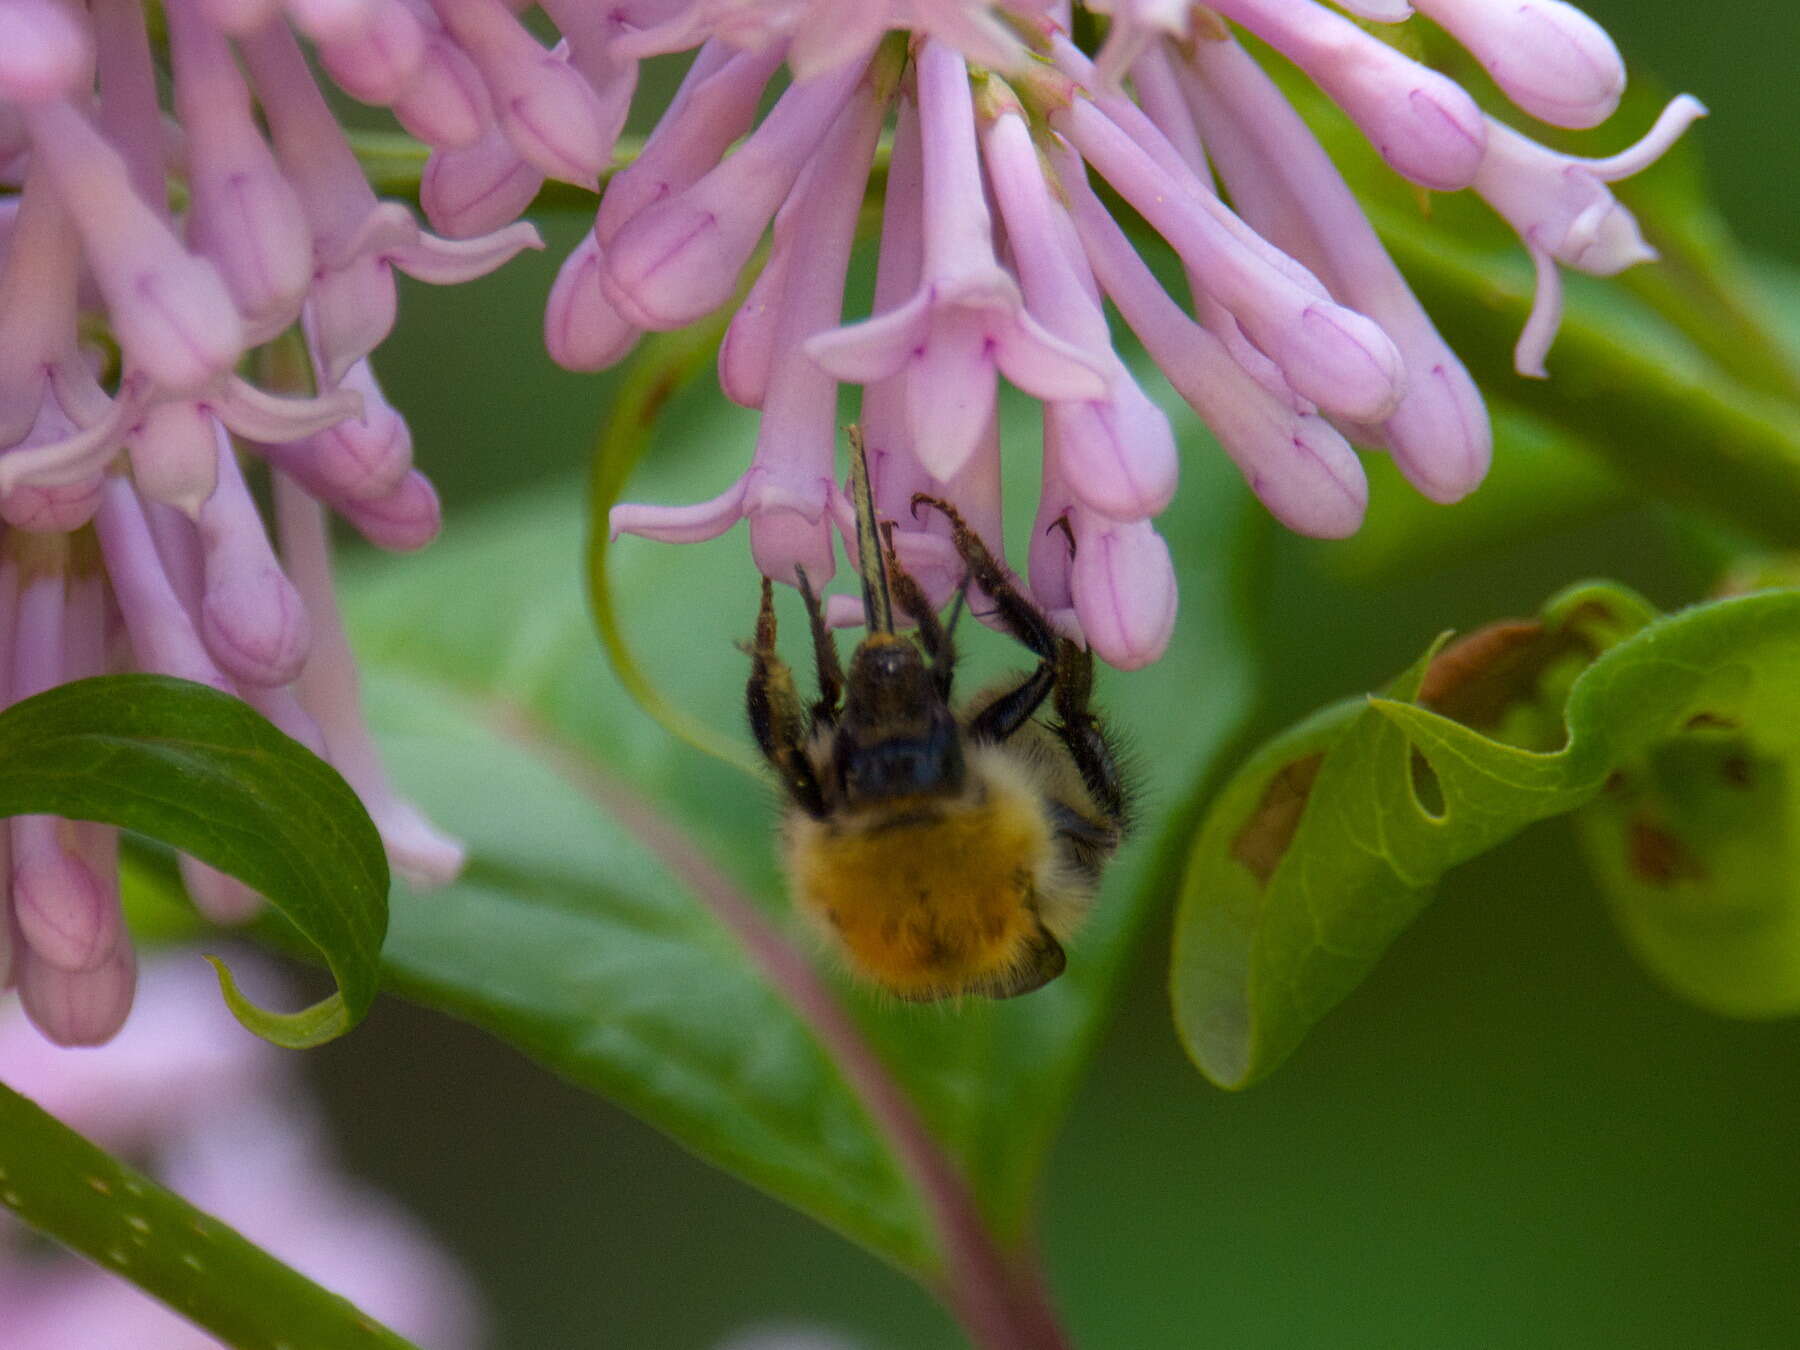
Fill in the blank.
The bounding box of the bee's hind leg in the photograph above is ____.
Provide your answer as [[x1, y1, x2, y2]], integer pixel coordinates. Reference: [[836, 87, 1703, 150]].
[[911, 495, 1057, 660], [912, 494, 1060, 743], [746, 578, 827, 817], [1049, 639, 1131, 832]]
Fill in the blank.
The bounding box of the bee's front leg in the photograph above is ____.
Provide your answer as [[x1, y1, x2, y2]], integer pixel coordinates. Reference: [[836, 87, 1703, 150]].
[[746, 579, 828, 817]]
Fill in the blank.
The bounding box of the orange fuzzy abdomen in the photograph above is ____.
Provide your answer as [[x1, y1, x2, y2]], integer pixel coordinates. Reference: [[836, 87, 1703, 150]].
[[787, 790, 1053, 999]]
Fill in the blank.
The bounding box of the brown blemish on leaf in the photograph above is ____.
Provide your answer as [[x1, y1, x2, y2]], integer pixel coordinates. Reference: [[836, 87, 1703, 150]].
[[1230, 753, 1325, 888], [1627, 817, 1706, 887], [1720, 755, 1754, 789], [1684, 711, 1739, 732]]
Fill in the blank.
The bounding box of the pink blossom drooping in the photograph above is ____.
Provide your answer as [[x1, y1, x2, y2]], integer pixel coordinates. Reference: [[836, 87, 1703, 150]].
[[548, 5, 1698, 671], [0, 0, 554, 1042]]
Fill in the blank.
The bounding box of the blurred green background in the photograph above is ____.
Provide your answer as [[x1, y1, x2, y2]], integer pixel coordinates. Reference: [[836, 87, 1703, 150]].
[[304, 5, 1800, 1347]]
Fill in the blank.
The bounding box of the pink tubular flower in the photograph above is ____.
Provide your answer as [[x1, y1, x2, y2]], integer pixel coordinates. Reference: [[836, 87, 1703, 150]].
[[569, 3, 1693, 671], [0, 953, 485, 1349], [0, 0, 553, 1043]]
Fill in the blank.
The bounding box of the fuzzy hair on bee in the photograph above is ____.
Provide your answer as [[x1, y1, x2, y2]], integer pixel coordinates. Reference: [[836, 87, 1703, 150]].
[[745, 427, 1133, 1002]]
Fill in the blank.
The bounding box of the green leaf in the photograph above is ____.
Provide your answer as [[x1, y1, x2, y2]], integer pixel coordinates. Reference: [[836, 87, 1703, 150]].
[[1173, 580, 1705, 1089], [0, 1080, 421, 1350], [1568, 592, 1800, 1018], [337, 380, 1259, 1272], [0, 675, 388, 1047]]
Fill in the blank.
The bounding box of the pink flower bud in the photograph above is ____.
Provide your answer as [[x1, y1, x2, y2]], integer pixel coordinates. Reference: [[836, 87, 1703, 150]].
[[296, 359, 414, 500], [1069, 513, 1177, 670], [1207, 0, 1488, 190], [391, 30, 491, 149], [431, 0, 611, 185], [197, 427, 312, 687], [95, 473, 234, 690], [421, 124, 545, 238], [1168, 35, 1490, 500], [604, 54, 867, 329], [1061, 144, 1370, 537], [983, 108, 1176, 521], [544, 228, 644, 372], [316, 0, 428, 105], [595, 41, 783, 245], [335, 469, 442, 551], [170, 0, 314, 343], [12, 821, 121, 975], [178, 855, 264, 924], [1057, 96, 1405, 425], [126, 399, 222, 516], [24, 100, 245, 394], [285, 0, 380, 44], [16, 939, 136, 1046], [1412, 0, 1625, 129], [0, 0, 93, 104]]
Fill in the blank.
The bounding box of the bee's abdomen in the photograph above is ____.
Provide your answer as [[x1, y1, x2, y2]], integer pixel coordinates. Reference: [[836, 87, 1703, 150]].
[[784, 783, 1056, 1000]]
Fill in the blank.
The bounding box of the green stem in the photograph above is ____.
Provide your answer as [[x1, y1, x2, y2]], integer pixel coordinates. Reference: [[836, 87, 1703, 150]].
[[350, 130, 628, 213], [1619, 183, 1800, 408], [582, 316, 765, 778], [0, 1081, 423, 1350]]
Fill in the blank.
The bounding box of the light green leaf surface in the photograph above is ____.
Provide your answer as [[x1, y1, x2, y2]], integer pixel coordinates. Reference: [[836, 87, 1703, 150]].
[[0, 675, 388, 1047], [339, 384, 1259, 1272], [1173, 584, 1800, 1088]]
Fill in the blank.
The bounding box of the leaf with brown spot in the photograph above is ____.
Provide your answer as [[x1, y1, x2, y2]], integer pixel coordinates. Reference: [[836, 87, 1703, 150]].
[[1174, 582, 1800, 1088]]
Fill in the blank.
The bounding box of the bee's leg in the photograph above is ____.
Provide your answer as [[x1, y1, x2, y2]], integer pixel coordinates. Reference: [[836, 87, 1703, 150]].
[[878, 524, 957, 699], [911, 494, 1058, 661], [1049, 639, 1131, 830], [793, 567, 843, 728], [912, 494, 1061, 742], [746, 578, 828, 817]]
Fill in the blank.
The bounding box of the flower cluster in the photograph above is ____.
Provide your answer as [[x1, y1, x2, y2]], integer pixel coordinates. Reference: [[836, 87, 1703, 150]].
[[509, 2, 1698, 669], [0, 953, 484, 1347], [0, 0, 553, 1041], [0, 0, 1701, 1042]]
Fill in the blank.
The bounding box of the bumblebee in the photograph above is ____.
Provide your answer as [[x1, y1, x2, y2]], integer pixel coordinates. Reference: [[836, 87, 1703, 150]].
[[746, 430, 1131, 1001]]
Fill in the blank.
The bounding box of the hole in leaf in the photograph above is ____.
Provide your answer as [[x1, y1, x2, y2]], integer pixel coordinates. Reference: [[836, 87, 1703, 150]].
[[1229, 752, 1324, 888], [1410, 749, 1446, 820]]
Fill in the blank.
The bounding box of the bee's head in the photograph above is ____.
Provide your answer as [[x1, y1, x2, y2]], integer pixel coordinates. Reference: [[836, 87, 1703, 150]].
[[834, 634, 965, 807]]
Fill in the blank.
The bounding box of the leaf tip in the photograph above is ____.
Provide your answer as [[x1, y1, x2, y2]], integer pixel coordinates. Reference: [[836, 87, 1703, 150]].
[[203, 954, 354, 1050]]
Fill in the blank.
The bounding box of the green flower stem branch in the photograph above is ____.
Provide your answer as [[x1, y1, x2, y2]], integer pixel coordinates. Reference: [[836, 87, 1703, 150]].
[[0, 1080, 423, 1350], [479, 702, 1074, 1350], [584, 316, 764, 778]]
